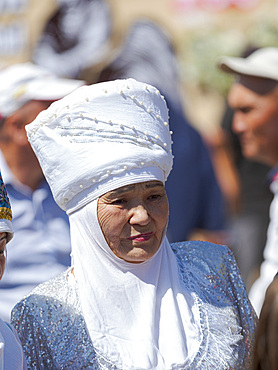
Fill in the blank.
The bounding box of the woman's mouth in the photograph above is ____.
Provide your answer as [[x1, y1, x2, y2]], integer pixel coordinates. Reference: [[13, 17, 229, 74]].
[[127, 232, 153, 242]]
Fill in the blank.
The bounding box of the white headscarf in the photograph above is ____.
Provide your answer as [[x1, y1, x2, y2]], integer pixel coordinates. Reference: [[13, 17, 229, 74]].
[[69, 197, 198, 369], [26, 79, 199, 368]]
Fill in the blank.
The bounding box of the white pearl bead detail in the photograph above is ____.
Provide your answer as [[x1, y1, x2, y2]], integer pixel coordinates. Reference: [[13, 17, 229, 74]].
[[35, 79, 173, 195]]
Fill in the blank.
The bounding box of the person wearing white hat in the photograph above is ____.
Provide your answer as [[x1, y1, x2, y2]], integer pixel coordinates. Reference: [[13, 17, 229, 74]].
[[0, 62, 85, 321], [219, 47, 278, 316], [11, 78, 256, 368], [0, 171, 27, 369]]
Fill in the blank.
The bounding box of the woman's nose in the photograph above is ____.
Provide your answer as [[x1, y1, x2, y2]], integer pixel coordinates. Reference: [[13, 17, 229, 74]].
[[129, 205, 150, 225]]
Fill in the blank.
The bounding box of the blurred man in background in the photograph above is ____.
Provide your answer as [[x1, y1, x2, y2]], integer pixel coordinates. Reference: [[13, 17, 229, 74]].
[[0, 63, 84, 321], [219, 47, 278, 315]]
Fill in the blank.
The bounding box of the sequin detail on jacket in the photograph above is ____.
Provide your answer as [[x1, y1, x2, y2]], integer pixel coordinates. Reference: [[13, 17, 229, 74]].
[[11, 241, 257, 369]]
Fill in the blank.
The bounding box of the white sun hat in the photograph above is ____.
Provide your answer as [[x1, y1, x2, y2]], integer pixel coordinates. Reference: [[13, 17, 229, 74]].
[[0, 62, 85, 118], [218, 47, 278, 81]]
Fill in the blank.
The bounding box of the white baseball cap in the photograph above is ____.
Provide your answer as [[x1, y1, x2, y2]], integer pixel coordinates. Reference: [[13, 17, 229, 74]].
[[0, 62, 85, 118], [218, 47, 278, 81]]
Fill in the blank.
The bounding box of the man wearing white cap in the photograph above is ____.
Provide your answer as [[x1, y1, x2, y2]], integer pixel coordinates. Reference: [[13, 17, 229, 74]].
[[219, 47, 278, 315], [0, 63, 84, 321]]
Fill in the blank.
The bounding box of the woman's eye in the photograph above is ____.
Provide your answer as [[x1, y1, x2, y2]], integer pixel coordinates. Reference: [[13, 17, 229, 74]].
[[149, 194, 162, 201], [111, 199, 126, 205], [0, 250, 5, 256]]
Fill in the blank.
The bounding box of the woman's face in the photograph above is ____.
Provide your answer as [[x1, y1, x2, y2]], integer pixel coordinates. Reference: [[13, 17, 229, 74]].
[[97, 180, 169, 263], [0, 232, 7, 280]]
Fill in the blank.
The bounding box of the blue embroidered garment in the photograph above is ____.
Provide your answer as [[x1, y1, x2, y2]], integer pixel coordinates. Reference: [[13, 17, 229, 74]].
[[11, 241, 257, 369]]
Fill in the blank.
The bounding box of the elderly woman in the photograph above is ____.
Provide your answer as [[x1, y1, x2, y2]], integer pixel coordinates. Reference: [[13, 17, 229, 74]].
[[0, 172, 26, 369], [12, 79, 256, 369]]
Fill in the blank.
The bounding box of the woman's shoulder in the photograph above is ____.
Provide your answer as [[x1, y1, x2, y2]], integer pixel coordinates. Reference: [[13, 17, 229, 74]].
[[170, 240, 242, 302], [171, 240, 233, 270], [170, 241, 256, 369], [171, 239, 229, 253], [23, 268, 71, 295], [11, 270, 95, 368], [11, 268, 77, 319]]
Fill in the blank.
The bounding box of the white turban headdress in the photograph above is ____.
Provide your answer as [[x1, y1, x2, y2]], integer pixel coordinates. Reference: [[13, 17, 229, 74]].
[[26, 78, 173, 213]]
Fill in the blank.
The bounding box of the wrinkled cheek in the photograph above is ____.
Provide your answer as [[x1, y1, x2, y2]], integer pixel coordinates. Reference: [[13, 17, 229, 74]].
[[106, 235, 123, 255]]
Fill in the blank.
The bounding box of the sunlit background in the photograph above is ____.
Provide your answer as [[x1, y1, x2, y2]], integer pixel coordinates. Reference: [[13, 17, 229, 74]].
[[0, 0, 277, 133]]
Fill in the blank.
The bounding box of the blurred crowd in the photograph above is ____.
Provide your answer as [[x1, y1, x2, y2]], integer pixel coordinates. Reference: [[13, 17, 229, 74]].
[[0, 0, 228, 322], [0, 0, 278, 368]]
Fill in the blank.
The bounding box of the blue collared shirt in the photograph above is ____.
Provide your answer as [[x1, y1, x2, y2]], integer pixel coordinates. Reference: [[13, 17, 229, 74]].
[[0, 152, 71, 322]]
